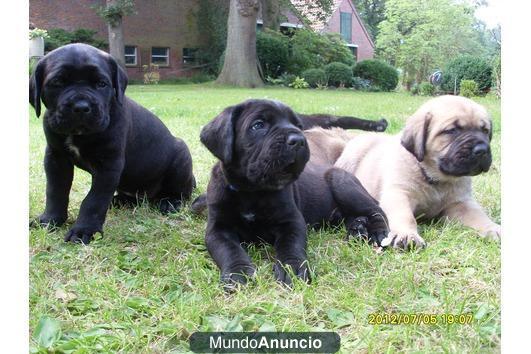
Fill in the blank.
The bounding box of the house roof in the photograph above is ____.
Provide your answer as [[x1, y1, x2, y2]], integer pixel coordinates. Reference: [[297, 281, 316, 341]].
[[290, 0, 374, 48], [290, 0, 343, 32]]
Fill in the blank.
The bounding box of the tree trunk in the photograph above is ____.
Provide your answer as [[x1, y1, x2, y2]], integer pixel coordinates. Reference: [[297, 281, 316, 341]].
[[261, 0, 281, 30], [107, 0, 125, 67], [216, 0, 263, 87]]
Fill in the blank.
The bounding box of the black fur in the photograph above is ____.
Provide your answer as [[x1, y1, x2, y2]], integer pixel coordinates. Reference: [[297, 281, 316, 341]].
[[201, 99, 387, 289], [299, 113, 388, 132], [29, 43, 195, 244]]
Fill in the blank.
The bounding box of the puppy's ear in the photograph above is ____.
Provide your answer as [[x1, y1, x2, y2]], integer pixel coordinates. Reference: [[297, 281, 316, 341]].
[[108, 56, 128, 104], [488, 118, 493, 141], [401, 112, 432, 162], [200, 105, 242, 165], [29, 58, 45, 117]]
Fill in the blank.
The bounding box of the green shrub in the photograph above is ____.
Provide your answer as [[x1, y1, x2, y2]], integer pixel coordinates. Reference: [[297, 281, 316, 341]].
[[441, 55, 492, 94], [280, 73, 297, 86], [459, 79, 478, 98], [45, 28, 107, 52], [288, 77, 309, 89], [29, 57, 39, 76], [492, 54, 501, 98], [325, 62, 352, 87], [257, 29, 290, 78], [418, 82, 435, 96], [265, 76, 285, 85], [351, 76, 371, 91], [301, 68, 327, 88], [29, 28, 48, 40], [288, 30, 355, 75], [410, 83, 420, 95], [352, 60, 398, 91]]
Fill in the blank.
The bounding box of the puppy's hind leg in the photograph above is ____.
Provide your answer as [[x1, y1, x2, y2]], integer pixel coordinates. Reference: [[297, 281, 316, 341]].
[[111, 192, 139, 209], [155, 139, 196, 214], [334, 116, 388, 132], [325, 168, 388, 246]]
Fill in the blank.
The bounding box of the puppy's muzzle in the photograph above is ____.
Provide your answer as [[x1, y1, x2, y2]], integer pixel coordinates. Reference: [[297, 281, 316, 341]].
[[70, 99, 93, 116], [439, 136, 492, 176], [286, 132, 305, 150], [55, 94, 105, 135]]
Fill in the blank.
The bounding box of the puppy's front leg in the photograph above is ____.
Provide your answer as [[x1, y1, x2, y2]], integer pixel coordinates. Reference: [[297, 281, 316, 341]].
[[443, 199, 501, 241], [205, 227, 255, 290], [37, 147, 74, 227], [64, 160, 124, 244], [271, 216, 310, 286], [379, 191, 426, 249]]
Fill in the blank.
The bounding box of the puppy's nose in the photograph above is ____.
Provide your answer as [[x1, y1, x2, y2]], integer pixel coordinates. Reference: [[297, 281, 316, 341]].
[[287, 133, 305, 148], [72, 100, 92, 114], [473, 143, 489, 157]]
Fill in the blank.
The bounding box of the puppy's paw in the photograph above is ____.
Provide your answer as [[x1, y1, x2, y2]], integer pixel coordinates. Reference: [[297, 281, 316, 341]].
[[158, 198, 182, 214], [111, 194, 137, 209], [381, 231, 426, 250], [481, 224, 501, 241], [373, 118, 388, 132], [273, 260, 311, 287], [366, 213, 390, 246], [220, 264, 256, 292], [31, 213, 67, 229], [346, 216, 369, 240], [64, 225, 102, 245]]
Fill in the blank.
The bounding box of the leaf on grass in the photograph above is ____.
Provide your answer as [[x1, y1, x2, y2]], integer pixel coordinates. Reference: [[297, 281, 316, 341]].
[[125, 296, 151, 312], [225, 315, 243, 331], [54, 288, 77, 302], [203, 315, 228, 331], [326, 308, 354, 328], [475, 303, 490, 320], [66, 298, 99, 315], [204, 315, 243, 331], [258, 321, 276, 332], [34, 316, 61, 348]]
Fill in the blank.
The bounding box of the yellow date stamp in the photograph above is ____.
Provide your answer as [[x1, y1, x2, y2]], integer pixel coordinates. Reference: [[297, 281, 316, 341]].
[[368, 313, 473, 325]]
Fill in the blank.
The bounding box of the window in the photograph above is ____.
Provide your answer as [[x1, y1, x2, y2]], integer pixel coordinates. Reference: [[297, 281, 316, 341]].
[[340, 12, 352, 43], [182, 48, 198, 65], [124, 46, 137, 66], [151, 47, 169, 66], [347, 44, 358, 62]]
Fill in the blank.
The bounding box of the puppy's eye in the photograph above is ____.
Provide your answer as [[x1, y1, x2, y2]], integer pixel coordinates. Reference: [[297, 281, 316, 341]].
[[442, 128, 457, 135], [49, 78, 64, 87], [96, 81, 108, 88], [250, 120, 265, 131], [482, 127, 490, 134]]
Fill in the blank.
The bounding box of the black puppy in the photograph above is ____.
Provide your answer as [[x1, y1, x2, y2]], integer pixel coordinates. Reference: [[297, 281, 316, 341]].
[[201, 99, 387, 288], [299, 113, 388, 132], [30, 43, 195, 244]]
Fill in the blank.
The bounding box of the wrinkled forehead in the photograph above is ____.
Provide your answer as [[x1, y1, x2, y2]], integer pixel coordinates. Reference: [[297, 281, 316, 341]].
[[237, 101, 301, 129], [428, 99, 490, 129], [43, 45, 111, 80]]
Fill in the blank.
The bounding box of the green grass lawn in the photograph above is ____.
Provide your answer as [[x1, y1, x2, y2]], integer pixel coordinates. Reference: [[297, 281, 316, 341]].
[[29, 85, 501, 353]]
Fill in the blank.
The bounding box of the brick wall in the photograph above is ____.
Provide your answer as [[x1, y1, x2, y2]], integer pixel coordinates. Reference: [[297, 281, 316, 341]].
[[30, 0, 203, 80], [324, 0, 375, 61]]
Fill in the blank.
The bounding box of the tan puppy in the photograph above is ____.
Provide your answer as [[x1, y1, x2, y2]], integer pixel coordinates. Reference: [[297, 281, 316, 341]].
[[332, 95, 500, 249]]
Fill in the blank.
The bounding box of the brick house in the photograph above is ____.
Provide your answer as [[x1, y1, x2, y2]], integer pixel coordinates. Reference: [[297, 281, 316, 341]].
[[286, 0, 375, 61], [30, 0, 374, 80]]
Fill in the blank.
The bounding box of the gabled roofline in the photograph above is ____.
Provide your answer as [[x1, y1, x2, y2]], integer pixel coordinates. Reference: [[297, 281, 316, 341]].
[[341, 0, 375, 48]]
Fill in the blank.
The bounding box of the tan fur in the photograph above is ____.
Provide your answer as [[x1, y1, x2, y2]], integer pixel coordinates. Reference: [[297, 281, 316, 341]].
[[304, 127, 355, 165], [335, 95, 500, 248]]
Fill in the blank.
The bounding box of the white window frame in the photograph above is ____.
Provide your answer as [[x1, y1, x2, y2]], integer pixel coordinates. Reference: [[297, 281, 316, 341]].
[[151, 47, 170, 66], [124, 45, 137, 66]]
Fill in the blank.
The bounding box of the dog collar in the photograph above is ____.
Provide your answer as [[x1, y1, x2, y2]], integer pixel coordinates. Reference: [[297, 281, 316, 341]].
[[419, 165, 438, 185]]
